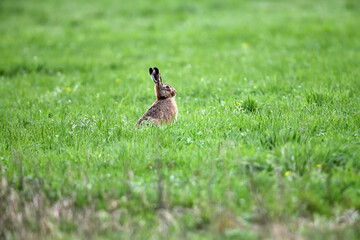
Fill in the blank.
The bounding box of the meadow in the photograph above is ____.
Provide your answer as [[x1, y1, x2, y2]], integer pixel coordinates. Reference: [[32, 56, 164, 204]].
[[0, 0, 360, 239]]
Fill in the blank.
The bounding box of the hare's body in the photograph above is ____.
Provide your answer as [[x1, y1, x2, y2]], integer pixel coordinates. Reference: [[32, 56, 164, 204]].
[[135, 67, 178, 127], [136, 97, 177, 126]]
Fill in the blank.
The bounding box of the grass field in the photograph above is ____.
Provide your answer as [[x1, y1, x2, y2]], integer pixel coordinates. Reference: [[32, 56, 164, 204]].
[[1, 0, 360, 239]]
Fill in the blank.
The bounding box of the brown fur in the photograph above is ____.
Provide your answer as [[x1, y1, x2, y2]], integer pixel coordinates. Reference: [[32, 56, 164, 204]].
[[135, 67, 178, 127]]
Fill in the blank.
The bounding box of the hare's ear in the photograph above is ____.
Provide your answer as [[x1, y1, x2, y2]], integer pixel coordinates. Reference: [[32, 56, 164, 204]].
[[153, 67, 162, 84], [150, 67, 162, 85], [149, 67, 157, 84], [154, 67, 159, 75]]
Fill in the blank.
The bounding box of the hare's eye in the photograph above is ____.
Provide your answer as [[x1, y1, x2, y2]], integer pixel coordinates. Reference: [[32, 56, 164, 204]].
[[166, 86, 170, 89]]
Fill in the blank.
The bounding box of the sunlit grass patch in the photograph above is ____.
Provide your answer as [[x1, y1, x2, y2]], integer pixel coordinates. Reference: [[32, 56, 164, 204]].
[[236, 97, 258, 113], [305, 90, 332, 106]]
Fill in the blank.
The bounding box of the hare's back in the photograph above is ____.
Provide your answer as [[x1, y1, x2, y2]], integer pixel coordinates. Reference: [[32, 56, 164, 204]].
[[136, 99, 177, 126]]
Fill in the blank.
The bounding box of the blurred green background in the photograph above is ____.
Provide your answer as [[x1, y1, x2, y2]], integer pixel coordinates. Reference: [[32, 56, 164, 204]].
[[1, 0, 360, 239]]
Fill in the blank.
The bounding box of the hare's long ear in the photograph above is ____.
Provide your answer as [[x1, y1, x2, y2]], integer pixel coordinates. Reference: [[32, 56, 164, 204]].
[[154, 67, 162, 85], [149, 67, 157, 84], [150, 67, 162, 86]]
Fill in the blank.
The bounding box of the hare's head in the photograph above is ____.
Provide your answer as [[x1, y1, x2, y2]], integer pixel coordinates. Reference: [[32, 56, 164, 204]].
[[149, 67, 176, 99]]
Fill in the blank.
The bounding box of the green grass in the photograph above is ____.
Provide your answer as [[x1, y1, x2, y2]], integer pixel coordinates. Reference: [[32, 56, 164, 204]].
[[1, 0, 360, 239]]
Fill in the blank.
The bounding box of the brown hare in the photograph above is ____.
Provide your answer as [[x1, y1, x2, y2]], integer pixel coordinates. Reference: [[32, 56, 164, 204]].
[[135, 67, 178, 127]]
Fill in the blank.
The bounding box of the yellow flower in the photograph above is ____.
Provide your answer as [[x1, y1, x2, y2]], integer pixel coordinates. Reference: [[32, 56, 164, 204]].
[[316, 164, 322, 168], [65, 87, 71, 92], [284, 171, 292, 177], [241, 43, 248, 49], [236, 102, 241, 105], [116, 78, 120, 83]]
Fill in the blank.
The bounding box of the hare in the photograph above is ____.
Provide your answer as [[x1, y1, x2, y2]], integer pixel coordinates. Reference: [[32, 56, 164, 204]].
[[135, 67, 178, 127]]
